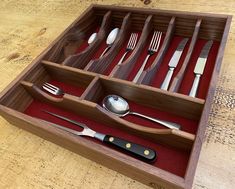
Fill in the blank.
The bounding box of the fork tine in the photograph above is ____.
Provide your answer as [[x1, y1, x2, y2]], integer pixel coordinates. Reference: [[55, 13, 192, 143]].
[[156, 32, 162, 50], [153, 32, 162, 51], [149, 31, 157, 50], [45, 82, 59, 90], [129, 33, 136, 49], [151, 31, 160, 51], [127, 33, 134, 48], [43, 85, 57, 95], [44, 83, 56, 91], [132, 33, 138, 49]]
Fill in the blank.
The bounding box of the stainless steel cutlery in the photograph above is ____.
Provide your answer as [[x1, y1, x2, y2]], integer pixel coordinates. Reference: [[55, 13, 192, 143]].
[[43, 110, 157, 162], [117, 33, 138, 65], [103, 95, 181, 130], [100, 28, 119, 58], [161, 38, 188, 90], [42, 83, 64, 96], [133, 31, 162, 83], [189, 40, 213, 97]]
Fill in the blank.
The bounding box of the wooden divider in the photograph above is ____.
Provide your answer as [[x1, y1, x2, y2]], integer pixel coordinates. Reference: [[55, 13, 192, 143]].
[[110, 15, 153, 79], [139, 17, 176, 85], [84, 12, 132, 73], [169, 19, 202, 92], [62, 11, 112, 68]]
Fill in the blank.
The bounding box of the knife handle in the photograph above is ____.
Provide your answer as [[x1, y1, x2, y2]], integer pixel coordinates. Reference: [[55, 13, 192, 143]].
[[161, 67, 174, 90], [103, 135, 156, 162], [189, 74, 201, 97]]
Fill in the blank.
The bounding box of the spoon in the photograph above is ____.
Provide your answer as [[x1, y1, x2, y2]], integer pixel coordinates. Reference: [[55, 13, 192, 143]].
[[88, 32, 97, 45], [100, 28, 119, 57], [102, 95, 181, 130]]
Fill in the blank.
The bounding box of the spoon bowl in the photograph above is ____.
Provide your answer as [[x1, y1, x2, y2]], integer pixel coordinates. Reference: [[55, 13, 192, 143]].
[[106, 28, 119, 45], [88, 32, 97, 45], [100, 28, 119, 57], [102, 94, 181, 130], [103, 95, 129, 117]]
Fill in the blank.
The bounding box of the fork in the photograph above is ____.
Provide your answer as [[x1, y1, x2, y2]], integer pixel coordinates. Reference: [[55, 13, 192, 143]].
[[117, 33, 138, 65], [132, 31, 162, 83], [42, 83, 64, 95], [43, 110, 156, 162]]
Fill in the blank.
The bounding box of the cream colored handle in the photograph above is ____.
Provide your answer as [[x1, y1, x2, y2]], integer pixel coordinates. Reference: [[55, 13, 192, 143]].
[[161, 67, 174, 90], [189, 74, 201, 97]]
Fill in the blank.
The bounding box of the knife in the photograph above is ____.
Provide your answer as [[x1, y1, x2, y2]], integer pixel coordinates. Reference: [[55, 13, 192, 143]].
[[189, 40, 213, 97], [161, 38, 188, 90], [42, 110, 157, 162]]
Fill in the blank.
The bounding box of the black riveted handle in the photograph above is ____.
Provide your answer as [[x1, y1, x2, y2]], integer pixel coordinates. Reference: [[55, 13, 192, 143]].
[[103, 135, 156, 162]]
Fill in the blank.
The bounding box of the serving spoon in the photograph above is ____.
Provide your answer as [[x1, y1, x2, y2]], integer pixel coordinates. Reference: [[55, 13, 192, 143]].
[[102, 95, 181, 130], [100, 28, 119, 57]]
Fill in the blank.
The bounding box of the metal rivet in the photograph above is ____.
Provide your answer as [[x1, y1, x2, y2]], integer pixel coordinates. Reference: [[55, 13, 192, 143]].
[[109, 137, 114, 142], [144, 150, 150, 155], [126, 143, 131, 148]]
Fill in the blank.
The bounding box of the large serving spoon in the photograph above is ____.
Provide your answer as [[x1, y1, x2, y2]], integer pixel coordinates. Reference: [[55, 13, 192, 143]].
[[88, 32, 97, 45], [99, 28, 119, 57], [102, 95, 181, 130]]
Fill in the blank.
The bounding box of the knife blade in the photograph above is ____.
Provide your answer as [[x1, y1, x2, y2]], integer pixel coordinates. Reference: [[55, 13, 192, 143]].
[[189, 40, 213, 97], [161, 38, 189, 90]]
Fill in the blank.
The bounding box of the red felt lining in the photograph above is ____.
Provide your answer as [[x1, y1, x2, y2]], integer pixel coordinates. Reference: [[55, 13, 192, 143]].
[[150, 37, 220, 99], [127, 31, 165, 81], [24, 100, 190, 177]]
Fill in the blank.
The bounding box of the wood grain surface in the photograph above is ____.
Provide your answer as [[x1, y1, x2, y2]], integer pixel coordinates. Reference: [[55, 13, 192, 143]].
[[0, 1, 234, 189]]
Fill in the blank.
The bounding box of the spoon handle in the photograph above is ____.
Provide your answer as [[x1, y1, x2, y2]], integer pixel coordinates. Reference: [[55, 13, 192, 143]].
[[100, 46, 111, 58], [129, 112, 181, 130]]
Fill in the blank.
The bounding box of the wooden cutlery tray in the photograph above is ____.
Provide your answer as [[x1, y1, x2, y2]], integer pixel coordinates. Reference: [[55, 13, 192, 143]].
[[0, 5, 231, 189]]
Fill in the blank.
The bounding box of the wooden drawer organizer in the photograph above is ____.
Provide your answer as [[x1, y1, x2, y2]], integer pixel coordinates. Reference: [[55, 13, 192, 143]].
[[0, 5, 231, 189]]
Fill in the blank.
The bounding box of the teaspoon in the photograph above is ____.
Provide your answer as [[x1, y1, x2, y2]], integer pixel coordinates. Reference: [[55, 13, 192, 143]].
[[102, 95, 181, 130], [100, 28, 119, 57], [87, 32, 97, 45]]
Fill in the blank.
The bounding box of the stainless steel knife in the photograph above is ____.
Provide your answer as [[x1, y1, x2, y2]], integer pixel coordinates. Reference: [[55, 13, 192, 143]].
[[161, 38, 188, 90], [189, 40, 213, 97]]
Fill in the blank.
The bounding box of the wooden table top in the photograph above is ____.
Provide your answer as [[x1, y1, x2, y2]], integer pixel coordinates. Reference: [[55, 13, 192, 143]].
[[0, 1, 234, 188]]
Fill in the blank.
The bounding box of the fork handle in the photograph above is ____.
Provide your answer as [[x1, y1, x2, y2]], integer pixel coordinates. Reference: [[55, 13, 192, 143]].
[[117, 50, 130, 65], [133, 54, 151, 83], [103, 135, 156, 162]]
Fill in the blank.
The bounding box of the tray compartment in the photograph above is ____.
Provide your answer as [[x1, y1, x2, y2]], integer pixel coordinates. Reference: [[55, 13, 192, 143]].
[[61, 11, 112, 68], [44, 8, 104, 63], [6, 83, 192, 178], [111, 15, 173, 82], [83, 12, 133, 74], [20, 79, 195, 151]]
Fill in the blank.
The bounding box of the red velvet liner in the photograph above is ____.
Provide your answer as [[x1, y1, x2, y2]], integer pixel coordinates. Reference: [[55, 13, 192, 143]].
[[150, 36, 190, 88], [178, 40, 220, 99], [127, 32, 165, 81], [24, 100, 190, 177], [104, 32, 141, 75], [42, 80, 86, 97]]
